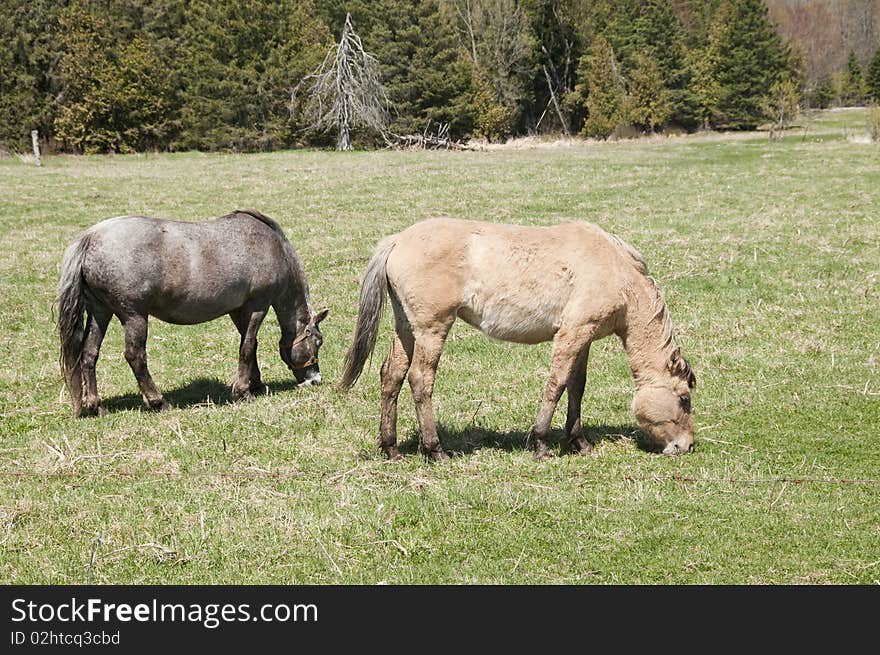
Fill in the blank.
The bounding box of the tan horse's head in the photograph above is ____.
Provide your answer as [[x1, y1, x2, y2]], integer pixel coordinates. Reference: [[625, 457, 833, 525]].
[[632, 348, 696, 455]]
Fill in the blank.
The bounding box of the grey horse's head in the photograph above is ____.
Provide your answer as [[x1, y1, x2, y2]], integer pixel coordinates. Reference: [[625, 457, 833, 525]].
[[280, 308, 329, 386]]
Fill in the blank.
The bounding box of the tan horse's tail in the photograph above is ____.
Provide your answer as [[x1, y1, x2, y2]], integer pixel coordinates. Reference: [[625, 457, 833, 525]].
[[339, 236, 397, 389], [56, 231, 93, 417]]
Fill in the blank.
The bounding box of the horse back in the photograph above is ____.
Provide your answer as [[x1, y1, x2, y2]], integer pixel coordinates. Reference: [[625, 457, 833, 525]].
[[79, 213, 294, 323], [386, 218, 633, 343]]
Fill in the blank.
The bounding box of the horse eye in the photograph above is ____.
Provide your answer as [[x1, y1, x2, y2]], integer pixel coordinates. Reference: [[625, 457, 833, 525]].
[[679, 395, 691, 412]]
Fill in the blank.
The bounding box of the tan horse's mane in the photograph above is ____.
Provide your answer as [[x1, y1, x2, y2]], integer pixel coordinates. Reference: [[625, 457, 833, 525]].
[[609, 233, 696, 389]]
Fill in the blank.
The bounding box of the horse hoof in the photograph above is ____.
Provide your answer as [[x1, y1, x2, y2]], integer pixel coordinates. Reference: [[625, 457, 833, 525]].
[[568, 437, 594, 456], [82, 404, 106, 418], [383, 446, 403, 461], [250, 383, 269, 396], [149, 399, 171, 412], [532, 443, 550, 461], [426, 448, 449, 462]]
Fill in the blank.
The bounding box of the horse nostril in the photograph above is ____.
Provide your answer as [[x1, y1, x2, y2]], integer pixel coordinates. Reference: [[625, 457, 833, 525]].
[[687, 443, 695, 454]]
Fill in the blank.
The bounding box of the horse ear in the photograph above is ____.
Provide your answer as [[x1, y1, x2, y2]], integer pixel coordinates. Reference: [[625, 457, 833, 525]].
[[314, 308, 329, 325]]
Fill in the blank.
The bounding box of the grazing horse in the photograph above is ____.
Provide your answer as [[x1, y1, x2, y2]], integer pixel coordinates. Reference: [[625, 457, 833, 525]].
[[341, 218, 695, 460], [56, 209, 328, 417]]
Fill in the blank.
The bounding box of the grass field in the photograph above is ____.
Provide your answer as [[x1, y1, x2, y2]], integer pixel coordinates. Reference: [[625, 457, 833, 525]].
[[1, 109, 878, 584]]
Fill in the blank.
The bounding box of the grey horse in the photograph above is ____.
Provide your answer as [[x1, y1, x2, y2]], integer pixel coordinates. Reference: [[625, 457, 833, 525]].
[[56, 209, 328, 417]]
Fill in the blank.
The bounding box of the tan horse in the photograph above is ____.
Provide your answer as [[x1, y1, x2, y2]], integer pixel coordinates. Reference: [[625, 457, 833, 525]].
[[340, 218, 696, 460]]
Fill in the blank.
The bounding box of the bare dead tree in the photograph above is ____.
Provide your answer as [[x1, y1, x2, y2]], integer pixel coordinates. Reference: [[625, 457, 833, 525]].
[[292, 14, 389, 150]]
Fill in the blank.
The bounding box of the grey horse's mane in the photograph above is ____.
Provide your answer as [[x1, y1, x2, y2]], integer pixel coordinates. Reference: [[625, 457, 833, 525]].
[[231, 209, 285, 236], [231, 209, 313, 308], [609, 232, 696, 388]]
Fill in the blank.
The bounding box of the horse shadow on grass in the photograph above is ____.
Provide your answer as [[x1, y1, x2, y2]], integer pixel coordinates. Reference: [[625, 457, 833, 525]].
[[396, 423, 657, 457], [101, 376, 303, 413]]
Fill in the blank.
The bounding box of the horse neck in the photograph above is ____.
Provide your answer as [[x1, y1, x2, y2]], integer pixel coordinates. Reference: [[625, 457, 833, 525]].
[[276, 257, 313, 340], [620, 277, 675, 388]]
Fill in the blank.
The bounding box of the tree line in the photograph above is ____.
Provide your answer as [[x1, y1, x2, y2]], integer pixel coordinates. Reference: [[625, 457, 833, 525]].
[[2, 0, 880, 154]]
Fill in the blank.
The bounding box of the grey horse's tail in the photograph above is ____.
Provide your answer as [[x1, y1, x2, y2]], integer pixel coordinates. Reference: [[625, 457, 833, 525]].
[[56, 232, 93, 416], [339, 236, 397, 389]]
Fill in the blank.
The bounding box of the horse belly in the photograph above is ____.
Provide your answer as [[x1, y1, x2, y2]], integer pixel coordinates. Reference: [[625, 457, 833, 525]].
[[149, 283, 252, 325], [457, 291, 559, 344]]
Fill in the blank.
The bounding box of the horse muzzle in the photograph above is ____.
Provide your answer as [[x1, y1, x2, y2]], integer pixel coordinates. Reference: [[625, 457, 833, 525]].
[[662, 436, 695, 455], [297, 371, 322, 387]]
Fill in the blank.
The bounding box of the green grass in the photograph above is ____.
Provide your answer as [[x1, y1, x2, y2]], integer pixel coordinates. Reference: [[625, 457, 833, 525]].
[[1, 110, 878, 584]]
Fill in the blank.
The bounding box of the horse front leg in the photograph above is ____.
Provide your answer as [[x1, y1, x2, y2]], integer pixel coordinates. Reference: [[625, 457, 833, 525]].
[[530, 326, 595, 460], [564, 345, 593, 456], [230, 307, 268, 400], [121, 314, 170, 412]]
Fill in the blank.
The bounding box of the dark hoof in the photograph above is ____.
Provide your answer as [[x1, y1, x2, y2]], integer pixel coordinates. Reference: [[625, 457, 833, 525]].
[[148, 399, 171, 412], [250, 383, 269, 396], [568, 436, 594, 456], [231, 383, 252, 402], [532, 441, 550, 461], [82, 404, 107, 418], [422, 447, 449, 462], [382, 446, 403, 461]]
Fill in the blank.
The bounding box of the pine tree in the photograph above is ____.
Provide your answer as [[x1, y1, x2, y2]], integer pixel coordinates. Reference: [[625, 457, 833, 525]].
[[632, 0, 697, 129], [0, 0, 65, 152], [840, 51, 866, 106], [589, 0, 641, 72], [868, 47, 880, 103], [177, 0, 331, 151], [688, 25, 723, 129], [579, 34, 626, 139], [704, 0, 792, 129], [810, 76, 836, 109], [342, 0, 475, 141], [627, 54, 672, 133]]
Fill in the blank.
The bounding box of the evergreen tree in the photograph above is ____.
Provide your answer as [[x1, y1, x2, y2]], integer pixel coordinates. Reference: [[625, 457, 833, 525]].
[[579, 34, 626, 139], [632, 0, 697, 129], [868, 47, 880, 103], [0, 0, 65, 152], [341, 0, 475, 141], [626, 54, 672, 133], [687, 22, 723, 129], [810, 76, 836, 109], [53, 1, 177, 153], [704, 0, 792, 129], [589, 0, 641, 72], [840, 50, 866, 106], [177, 0, 331, 152]]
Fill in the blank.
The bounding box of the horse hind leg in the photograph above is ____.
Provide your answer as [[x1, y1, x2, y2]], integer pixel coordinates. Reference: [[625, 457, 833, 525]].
[[81, 306, 112, 416], [120, 314, 169, 412], [408, 322, 453, 461], [564, 345, 593, 456], [378, 325, 414, 460]]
